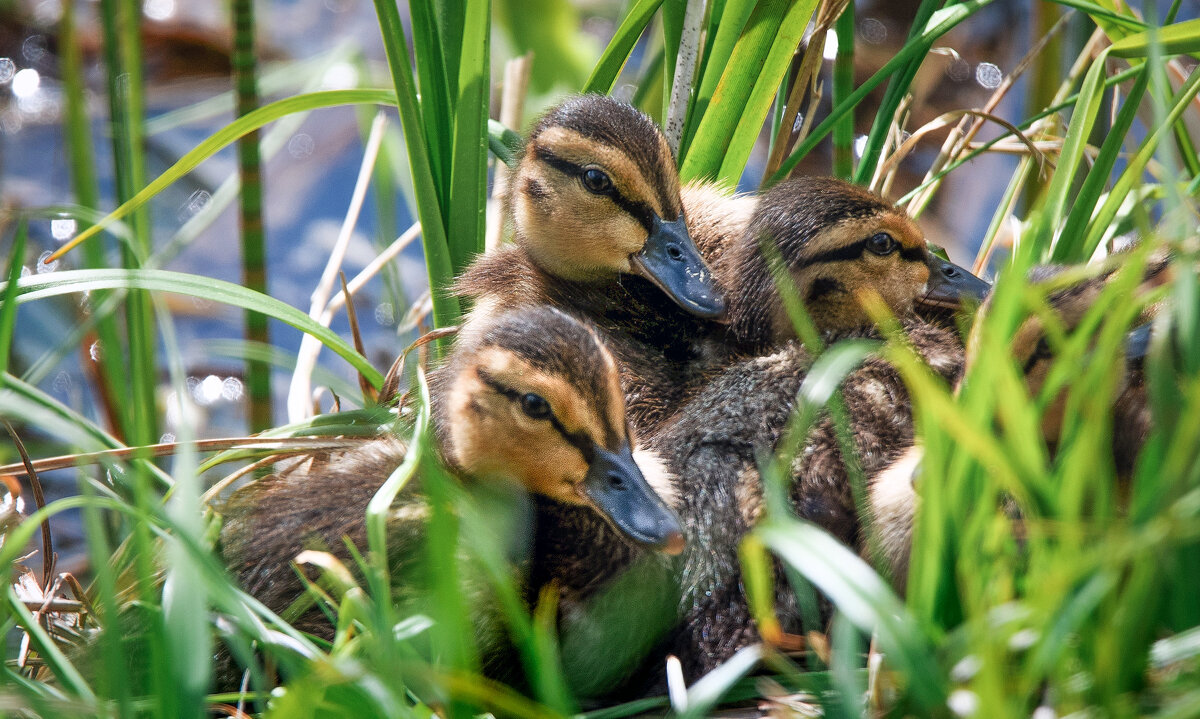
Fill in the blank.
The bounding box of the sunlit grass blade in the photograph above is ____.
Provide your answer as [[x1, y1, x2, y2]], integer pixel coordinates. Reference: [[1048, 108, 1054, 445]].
[[679, 0, 816, 183], [678, 0, 755, 160], [715, 0, 819, 184]]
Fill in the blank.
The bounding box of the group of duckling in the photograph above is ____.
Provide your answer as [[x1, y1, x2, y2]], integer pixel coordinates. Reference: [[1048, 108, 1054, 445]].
[[218, 94, 1160, 699]]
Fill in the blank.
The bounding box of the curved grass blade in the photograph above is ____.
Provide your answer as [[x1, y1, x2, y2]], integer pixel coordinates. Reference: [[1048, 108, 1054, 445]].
[[756, 519, 946, 711], [5, 269, 383, 388], [1110, 17, 1200, 57], [46, 89, 397, 263]]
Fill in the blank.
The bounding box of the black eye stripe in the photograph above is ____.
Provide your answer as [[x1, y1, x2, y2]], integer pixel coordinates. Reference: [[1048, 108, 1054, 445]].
[[534, 147, 655, 231], [803, 237, 928, 266], [1022, 336, 1054, 374], [476, 368, 597, 462]]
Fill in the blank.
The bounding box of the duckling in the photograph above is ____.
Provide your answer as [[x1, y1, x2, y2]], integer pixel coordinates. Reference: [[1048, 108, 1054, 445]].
[[219, 306, 684, 652], [721, 175, 990, 352], [866, 253, 1167, 592], [520, 177, 990, 686], [456, 94, 745, 434]]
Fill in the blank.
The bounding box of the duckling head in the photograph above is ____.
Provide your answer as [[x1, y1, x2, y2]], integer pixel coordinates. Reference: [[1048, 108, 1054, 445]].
[[1005, 261, 1157, 443], [435, 306, 685, 554], [509, 94, 725, 318], [727, 177, 989, 349]]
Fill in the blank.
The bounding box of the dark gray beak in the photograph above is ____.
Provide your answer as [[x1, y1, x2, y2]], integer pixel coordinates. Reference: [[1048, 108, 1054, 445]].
[[582, 444, 684, 555], [630, 213, 726, 319], [1125, 322, 1152, 369], [921, 256, 991, 309]]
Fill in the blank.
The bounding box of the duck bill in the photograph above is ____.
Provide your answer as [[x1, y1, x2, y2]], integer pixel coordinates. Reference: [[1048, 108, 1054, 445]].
[[920, 256, 991, 310], [630, 214, 726, 319], [1125, 322, 1152, 370], [581, 444, 685, 555]]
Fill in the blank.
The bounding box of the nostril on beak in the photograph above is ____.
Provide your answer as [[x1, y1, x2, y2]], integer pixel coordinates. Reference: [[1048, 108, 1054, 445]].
[[943, 264, 959, 278], [608, 472, 627, 490], [666, 243, 684, 261]]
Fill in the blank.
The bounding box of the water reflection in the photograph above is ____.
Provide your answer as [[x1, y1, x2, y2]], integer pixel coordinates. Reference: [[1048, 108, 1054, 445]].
[[975, 62, 1002, 90]]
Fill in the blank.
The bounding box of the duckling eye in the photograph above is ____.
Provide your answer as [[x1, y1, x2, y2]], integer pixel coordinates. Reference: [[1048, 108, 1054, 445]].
[[582, 168, 613, 194], [520, 392, 552, 420], [866, 232, 897, 256]]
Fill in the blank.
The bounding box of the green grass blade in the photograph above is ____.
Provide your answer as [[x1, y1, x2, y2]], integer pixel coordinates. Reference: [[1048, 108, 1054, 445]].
[[1110, 17, 1200, 57], [1077, 66, 1200, 258], [1053, 66, 1150, 262], [0, 221, 26, 375], [582, 0, 664, 94], [410, 0, 452, 207], [1037, 49, 1110, 258], [756, 519, 946, 711], [714, 0, 820, 184], [679, 0, 755, 160], [372, 0, 461, 336], [5, 269, 383, 388], [680, 0, 814, 183], [445, 0, 491, 276]]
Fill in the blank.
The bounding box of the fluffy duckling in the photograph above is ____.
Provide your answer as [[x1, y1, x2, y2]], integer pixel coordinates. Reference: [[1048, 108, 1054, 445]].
[[219, 306, 684, 647], [653, 319, 967, 680], [456, 94, 743, 434], [867, 254, 1167, 592]]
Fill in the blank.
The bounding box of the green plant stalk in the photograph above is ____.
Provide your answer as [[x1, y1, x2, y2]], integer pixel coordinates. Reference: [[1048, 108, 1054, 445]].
[[372, 0, 461, 343], [233, 0, 272, 433], [831, 3, 855, 179]]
